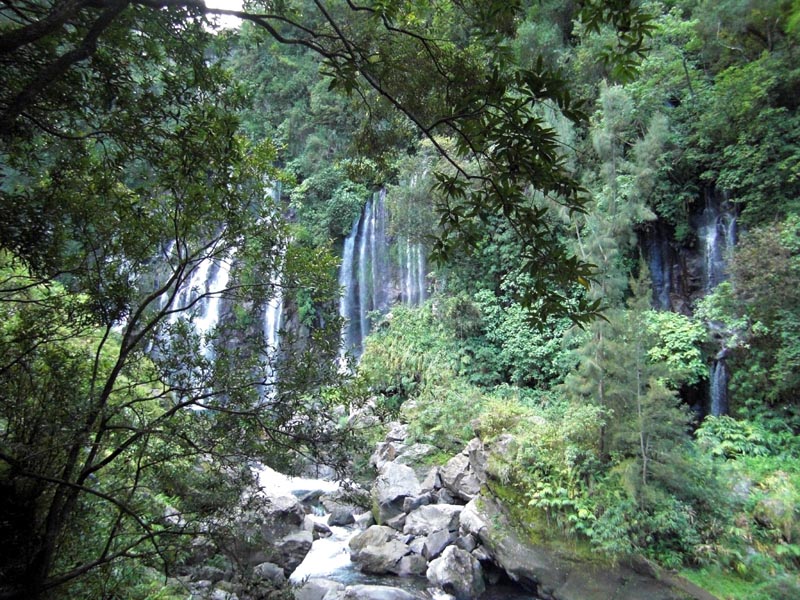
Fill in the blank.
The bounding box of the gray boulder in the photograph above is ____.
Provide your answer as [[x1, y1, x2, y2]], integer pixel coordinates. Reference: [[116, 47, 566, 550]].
[[420, 467, 441, 492], [349, 525, 411, 575], [370, 441, 405, 470], [397, 554, 428, 576], [349, 525, 397, 554], [403, 504, 463, 536], [386, 422, 409, 442], [402, 492, 433, 514], [274, 530, 313, 576], [294, 578, 345, 600], [372, 463, 422, 524], [426, 546, 485, 600], [328, 506, 357, 527], [342, 585, 422, 600], [460, 495, 708, 600], [439, 454, 481, 502], [304, 515, 333, 539], [252, 561, 285, 586], [353, 539, 411, 575], [215, 489, 307, 569], [422, 529, 457, 560]]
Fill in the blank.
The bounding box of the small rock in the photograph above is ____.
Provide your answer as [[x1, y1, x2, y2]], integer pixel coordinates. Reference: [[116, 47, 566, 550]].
[[403, 493, 433, 513], [252, 561, 285, 586], [423, 529, 457, 560], [403, 504, 463, 536]]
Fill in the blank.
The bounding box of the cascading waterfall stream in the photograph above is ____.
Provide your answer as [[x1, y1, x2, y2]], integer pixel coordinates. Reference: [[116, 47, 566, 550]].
[[698, 191, 737, 293], [697, 191, 737, 416], [710, 358, 730, 417], [163, 247, 237, 359], [337, 189, 428, 358], [263, 265, 284, 390]]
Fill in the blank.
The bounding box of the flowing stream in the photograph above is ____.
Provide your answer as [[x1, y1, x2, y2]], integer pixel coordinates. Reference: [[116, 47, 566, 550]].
[[254, 466, 538, 600]]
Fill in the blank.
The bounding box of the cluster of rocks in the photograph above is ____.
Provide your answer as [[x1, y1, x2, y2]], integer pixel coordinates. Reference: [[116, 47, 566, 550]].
[[297, 422, 719, 600], [348, 423, 490, 600], [176, 480, 323, 600]]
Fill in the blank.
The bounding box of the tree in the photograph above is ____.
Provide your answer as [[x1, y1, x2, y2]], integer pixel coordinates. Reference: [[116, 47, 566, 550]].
[[1, 0, 656, 324], [0, 8, 351, 598]]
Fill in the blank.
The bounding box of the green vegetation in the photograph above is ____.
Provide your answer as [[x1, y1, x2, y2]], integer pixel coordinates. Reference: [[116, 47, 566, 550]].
[[2, 0, 800, 598]]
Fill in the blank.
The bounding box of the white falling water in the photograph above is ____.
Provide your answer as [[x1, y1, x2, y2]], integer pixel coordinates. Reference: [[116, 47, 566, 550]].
[[162, 248, 236, 358], [357, 199, 373, 347], [263, 265, 284, 388], [698, 192, 736, 292], [710, 359, 729, 416], [337, 189, 428, 358], [339, 216, 360, 358]]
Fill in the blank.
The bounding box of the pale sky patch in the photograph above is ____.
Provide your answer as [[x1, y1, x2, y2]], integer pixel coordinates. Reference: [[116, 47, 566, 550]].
[[205, 0, 244, 31]]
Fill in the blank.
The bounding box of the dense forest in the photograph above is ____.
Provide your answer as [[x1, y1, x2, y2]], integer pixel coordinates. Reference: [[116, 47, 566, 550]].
[[1, 1, 799, 599]]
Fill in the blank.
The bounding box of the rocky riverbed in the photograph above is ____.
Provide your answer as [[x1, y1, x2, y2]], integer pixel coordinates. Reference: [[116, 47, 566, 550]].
[[177, 423, 717, 600]]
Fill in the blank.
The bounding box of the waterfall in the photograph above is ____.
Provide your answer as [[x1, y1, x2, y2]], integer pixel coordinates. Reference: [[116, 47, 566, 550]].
[[399, 238, 426, 305], [263, 265, 284, 388], [357, 199, 373, 347], [339, 217, 359, 357], [643, 224, 672, 310], [337, 189, 427, 358], [709, 359, 729, 416], [698, 190, 736, 292], [164, 248, 236, 358]]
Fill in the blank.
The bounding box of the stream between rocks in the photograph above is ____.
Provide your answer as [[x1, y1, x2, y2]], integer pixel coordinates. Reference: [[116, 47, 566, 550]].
[[259, 467, 538, 600]]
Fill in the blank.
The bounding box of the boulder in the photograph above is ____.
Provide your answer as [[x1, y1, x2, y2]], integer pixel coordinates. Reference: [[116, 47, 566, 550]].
[[349, 526, 397, 555], [252, 561, 285, 587], [370, 441, 405, 470], [397, 554, 428, 576], [455, 534, 477, 553], [460, 495, 706, 600], [403, 504, 463, 536], [426, 546, 485, 600], [354, 539, 411, 575], [372, 463, 421, 524], [294, 578, 345, 600], [341, 585, 422, 600], [395, 443, 439, 477], [386, 422, 409, 442], [402, 492, 433, 514], [354, 511, 375, 530], [328, 506, 357, 527], [216, 489, 307, 568], [422, 529, 457, 560], [349, 525, 412, 575], [274, 530, 313, 576], [304, 515, 333, 539], [385, 512, 407, 531], [420, 468, 441, 492], [439, 454, 481, 502]]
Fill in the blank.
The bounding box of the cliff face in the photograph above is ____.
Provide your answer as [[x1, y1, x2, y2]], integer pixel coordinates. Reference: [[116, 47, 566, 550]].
[[642, 187, 737, 315]]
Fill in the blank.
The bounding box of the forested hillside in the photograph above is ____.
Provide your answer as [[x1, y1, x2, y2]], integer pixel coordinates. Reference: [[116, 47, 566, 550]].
[[1, 1, 799, 599]]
